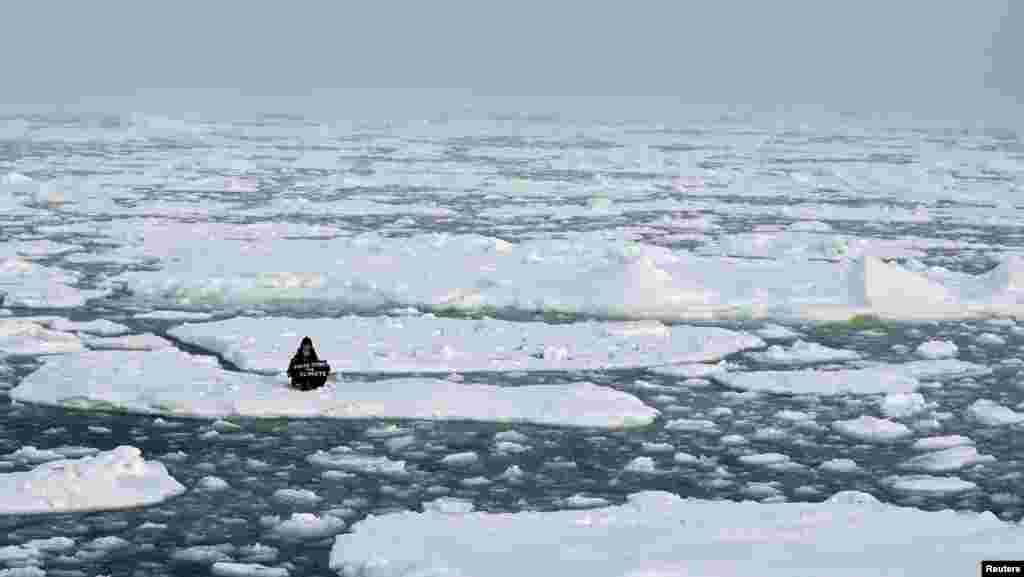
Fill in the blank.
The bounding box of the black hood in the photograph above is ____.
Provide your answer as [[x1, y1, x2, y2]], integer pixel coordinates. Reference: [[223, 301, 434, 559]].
[[293, 336, 319, 361]]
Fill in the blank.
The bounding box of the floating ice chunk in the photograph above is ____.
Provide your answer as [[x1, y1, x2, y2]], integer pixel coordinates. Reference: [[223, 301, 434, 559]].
[[756, 324, 801, 340], [899, 446, 996, 473], [647, 362, 731, 379], [976, 333, 1007, 346], [833, 416, 912, 442], [168, 316, 763, 374], [134, 310, 214, 321], [641, 442, 674, 454], [673, 452, 699, 465], [171, 544, 236, 564], [774, 410, 814, 422], [211, 562, 289, 577], [738, 453, 791, 466], [48, 318, 131, 336], [880, 393, 928, 418], [819, 459, 861, 473], [0, 320, 84, 356], [720, 434, 747, 445], [364, 424, 409, 439], [563, 494, 611, 509], [665, 419, 719, 434], [237, 544, 278, 564], [12, 349, 657, 428], [884, 475, 977, 496], [0, 258, 106, 308], [915, 340, 958, 359], [498, 465, 525, 481], [308, 447, 407, 477], [495, 441, 529, 454], [911, 436, 974, 451], [494, 430, 528, 443], [441, 452, 479, 467], [330, 488, 1024, 576], [83, 333, 174, 351], [745, 340, 860, 365], [624, 456, 658, 474], [716, 359, 989, 396], [268, 513, 346, 541], [196, 476, 230, 491], [423, 497, 475, 514], [460, 476, 491, 487], [967, 399, 1024, 426], [272, 489, 322, 507], [0, 446, 184, 514]]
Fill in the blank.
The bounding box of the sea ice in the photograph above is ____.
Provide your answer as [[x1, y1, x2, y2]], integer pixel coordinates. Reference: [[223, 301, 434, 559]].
[[0, 320, 84, 356], [744, 340, 860, 365], [832, 416, 912, 442], [330, 490, 1024, 577], [0, 446, 184, 514], [12, 349, 658, 428], [715, 359, 989, 395], [899, 446, 996, 473], [167, 316, 764, 374]]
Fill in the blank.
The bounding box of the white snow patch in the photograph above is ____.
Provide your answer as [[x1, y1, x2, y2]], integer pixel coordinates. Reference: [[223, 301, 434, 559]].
[[47, 318, 131, 336], [134, 310, 214, 321], [272, 489, 322, 507]]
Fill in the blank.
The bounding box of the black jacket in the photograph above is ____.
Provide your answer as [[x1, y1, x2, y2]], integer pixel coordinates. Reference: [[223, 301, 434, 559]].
[[287, 337, 330, 390]]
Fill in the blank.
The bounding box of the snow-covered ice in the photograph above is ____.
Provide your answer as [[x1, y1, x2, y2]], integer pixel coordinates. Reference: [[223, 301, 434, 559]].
[[112, 226, 1024, 322], [884, 475, 978, 496], [915, 340, 958, 359], [0, 258, 108, 308], [967, 399, 1024, 426], [329, 490, 1024, 577], [0, 446, 184, 514], [12, 349, 658, 428], [912, 436, 974, 451], [168, 316, 764, 374], [899, 446, 996, 473], [744, 340, 860, 365], [716, 359, 989, 395], [83, 333, 174, 351], [46, 318, 131, 336], [879, 393, 928, 418], [0, 320, 84, 356], [308, 447, 408, 476], [832, 416, 913, 443]]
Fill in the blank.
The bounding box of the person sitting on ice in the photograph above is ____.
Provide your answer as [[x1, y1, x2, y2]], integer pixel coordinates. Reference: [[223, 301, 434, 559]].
[[287, 336, 331, 391]]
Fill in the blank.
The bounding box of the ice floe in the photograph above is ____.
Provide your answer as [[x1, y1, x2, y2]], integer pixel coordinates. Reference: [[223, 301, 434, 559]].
[[168, 316, 764, 374], [112, 227, 1024, 322], [12, 349, 657, 428], [715, 359, 989, 395], [0, 446, 184, 514], [884, 475, 978, 496], [899, 446, 996, 473], [308, 448, 408, 477], [330, 490, 1023, 577], [967, 399, 1024, 426], [915, 340, 958, 359], [0, 257, 107, 308], [0, 320, 84, 356], [744, 340, 860, 365], [832, 416, 913, 443]]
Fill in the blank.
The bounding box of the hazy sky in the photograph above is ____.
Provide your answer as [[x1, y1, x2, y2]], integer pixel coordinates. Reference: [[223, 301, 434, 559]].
[[2, 1, 1018, 119]]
